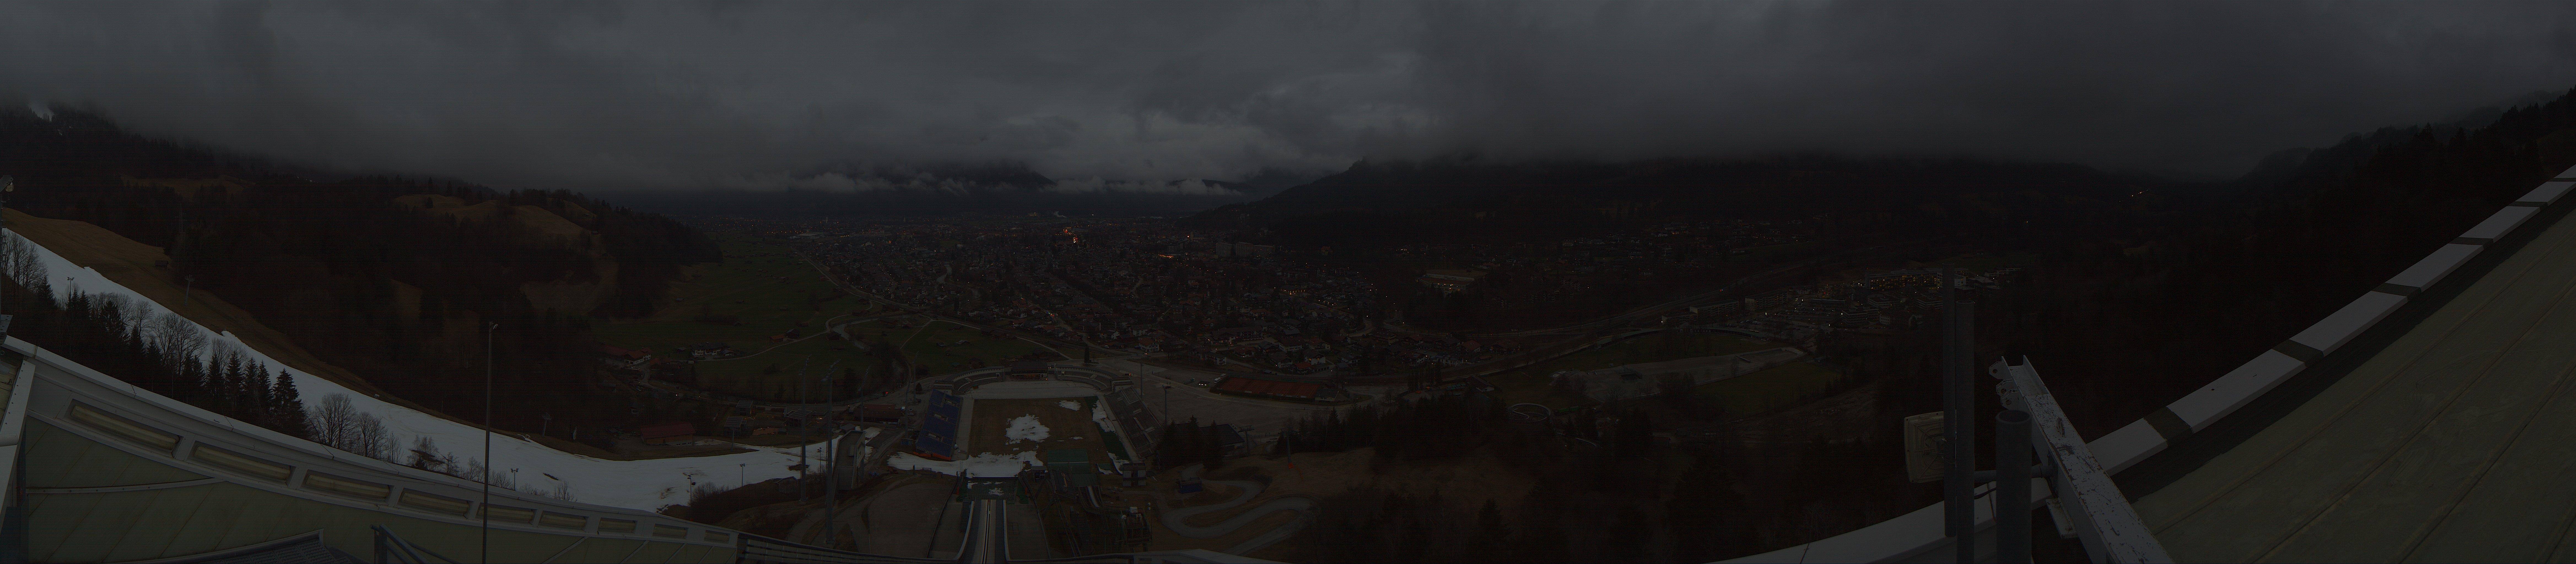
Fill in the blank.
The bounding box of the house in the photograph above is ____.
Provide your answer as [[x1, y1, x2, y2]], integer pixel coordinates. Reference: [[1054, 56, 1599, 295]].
[[1210, 424, 1251, 458], [1211, 376, 1340, 402], [639, 422, 697, 445], [600, 345, 650, 361], [858, 404, 907, 423]]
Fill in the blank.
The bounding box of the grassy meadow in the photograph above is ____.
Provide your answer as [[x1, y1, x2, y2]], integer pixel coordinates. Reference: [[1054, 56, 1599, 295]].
[[594, 233, 1056, 401]]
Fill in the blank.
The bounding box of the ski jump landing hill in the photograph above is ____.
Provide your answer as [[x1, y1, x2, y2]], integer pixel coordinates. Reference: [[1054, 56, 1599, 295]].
[[0, 332, 1271, 563], [0, 227, 818, 513], [3, 333, 738, 563]]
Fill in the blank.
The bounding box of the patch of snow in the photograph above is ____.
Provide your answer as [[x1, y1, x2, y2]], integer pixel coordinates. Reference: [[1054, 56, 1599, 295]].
[[8, 231, 812, 512], [1004, 414, 1050, 443], [1091, 398, 1116, 431], [888, 451, 1040, 478], [1058, 400, 1082, 410]]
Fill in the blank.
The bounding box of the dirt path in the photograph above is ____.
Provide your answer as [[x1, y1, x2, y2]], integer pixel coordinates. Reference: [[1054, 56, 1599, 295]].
[[699, 315, 884, 363]]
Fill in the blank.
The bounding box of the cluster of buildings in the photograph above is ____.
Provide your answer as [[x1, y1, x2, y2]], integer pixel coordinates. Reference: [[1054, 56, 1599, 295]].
[[1679, 265, 2024, 342], [1364, 219, 1821, 318], [1551, 345, 1808, 403], [772, 218, 1416, 375]]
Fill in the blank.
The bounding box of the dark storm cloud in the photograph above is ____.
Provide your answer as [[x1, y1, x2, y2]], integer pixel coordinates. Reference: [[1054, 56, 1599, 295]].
[[2, 2, 2573, 192]]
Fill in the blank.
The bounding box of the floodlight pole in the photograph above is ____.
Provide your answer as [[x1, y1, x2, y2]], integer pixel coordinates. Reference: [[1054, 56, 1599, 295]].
[[482, 321, 496, 564], [1942, 266, 1975, 564], [798, 356, 813, 503], [1, 176, 12, 338], [1996, 409, 2033, 564], [817, 360, 841, 546]]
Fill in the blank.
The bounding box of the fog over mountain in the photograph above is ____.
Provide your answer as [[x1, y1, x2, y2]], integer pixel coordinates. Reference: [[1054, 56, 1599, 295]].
[[2, 1, 2574, 194]]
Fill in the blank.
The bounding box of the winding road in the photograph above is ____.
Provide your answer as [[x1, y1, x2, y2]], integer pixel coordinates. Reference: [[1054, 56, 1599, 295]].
[[1159, 480, 1317, 555]]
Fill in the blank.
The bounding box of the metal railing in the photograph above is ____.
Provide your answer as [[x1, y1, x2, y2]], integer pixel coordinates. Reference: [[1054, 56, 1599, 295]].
[[1988, 358, 2172, 563]]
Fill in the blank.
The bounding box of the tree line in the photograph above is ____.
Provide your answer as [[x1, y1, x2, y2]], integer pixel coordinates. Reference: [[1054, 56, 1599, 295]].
[[1, 105, 722, 433], [1244, 392, 1887, 563], [4, 236, 567, 499], [1, 235, 307, 436]]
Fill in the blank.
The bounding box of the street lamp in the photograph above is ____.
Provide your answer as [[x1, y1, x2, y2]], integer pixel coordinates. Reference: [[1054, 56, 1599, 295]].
[[480, 321, 496, 564], [1, 176, 13, 337]]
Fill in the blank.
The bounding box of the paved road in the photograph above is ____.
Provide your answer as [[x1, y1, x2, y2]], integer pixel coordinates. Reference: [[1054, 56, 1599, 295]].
[[1159, 479, 1317, 555]]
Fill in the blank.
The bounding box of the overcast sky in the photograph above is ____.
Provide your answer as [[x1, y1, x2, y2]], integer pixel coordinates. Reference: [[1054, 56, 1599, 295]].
[[4, 1, 2574, 193]]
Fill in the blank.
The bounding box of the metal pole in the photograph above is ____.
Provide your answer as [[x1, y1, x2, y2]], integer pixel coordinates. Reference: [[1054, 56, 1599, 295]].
[[822, 362, 841, 547], [824, 422, 838, 547], [1996, 409, 2033, 564], [798, 356, 812, 503], [2, 176, 11, 337], [1942, 266, 1973, 564], [482, 321, 495, 564]]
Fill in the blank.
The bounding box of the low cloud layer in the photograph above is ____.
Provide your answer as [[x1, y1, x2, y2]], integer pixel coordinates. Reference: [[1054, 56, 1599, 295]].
[[3, 2, 2573, 192]]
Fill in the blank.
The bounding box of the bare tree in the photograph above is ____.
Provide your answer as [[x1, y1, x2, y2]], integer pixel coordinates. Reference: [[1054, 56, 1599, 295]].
[[352, 414, 392, 461], [108, 295, 152, 336], [308, 394, 359, 448], [151, 312, 208, 366], [0, 233, 48, 296], [408, 435, 448, 473]]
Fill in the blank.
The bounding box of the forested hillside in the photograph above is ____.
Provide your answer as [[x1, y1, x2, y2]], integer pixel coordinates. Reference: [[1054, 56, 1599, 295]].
[[1981, 86, 2576, 438], [0, 105, 719, 433]]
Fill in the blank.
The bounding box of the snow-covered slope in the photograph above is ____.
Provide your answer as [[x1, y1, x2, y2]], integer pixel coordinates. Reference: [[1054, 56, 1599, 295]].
[[8, 229, 811, 511]]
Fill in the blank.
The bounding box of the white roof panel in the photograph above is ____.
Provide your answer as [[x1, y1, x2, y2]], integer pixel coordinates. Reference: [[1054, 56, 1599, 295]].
[[2288, 291, 2408, 356], [2384, 244, 2482, 291]]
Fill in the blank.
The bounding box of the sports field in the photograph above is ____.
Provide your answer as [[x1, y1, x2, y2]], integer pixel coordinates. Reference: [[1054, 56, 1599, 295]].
[[835, 319, 1063, 374], [1482, 331, 1780, 410], [590, 234, 888, 400], [1690, 359, 1850, 415]]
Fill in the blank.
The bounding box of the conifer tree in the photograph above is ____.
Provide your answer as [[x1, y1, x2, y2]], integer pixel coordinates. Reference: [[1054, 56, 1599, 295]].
[[270, 371, 311, 439], [213, 352, 243, 409], [1469, 498, 1509, 563], [1666, 454, 1748, 561], [245, 362, 273, 413], [1514, 488, 1571, 563]]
